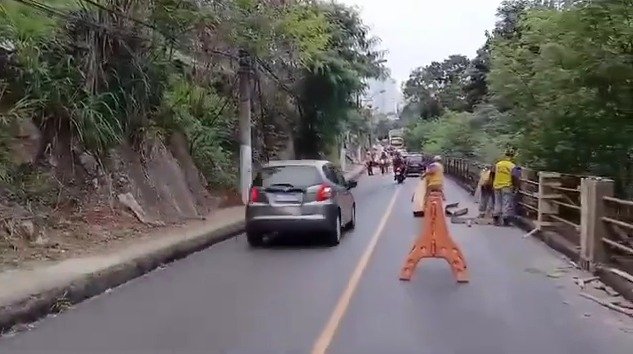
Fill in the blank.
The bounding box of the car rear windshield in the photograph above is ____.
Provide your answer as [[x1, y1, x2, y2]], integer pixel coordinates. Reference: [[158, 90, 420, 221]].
[[408, 156, 423, 163], [253, 165, 322, 188]]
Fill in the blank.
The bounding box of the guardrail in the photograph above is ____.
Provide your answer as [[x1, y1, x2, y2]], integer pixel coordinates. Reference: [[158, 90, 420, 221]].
[[442, 157, 633, 286], [602, 196, 633, 272]]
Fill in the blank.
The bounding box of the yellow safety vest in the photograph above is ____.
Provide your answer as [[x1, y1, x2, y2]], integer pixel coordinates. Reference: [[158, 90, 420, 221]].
[[493, 159, 516, 189], [427, 162, 444, 187]]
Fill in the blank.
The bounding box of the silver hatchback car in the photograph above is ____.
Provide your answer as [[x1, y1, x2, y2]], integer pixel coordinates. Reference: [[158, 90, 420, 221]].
[[245, 160, 358, 247]]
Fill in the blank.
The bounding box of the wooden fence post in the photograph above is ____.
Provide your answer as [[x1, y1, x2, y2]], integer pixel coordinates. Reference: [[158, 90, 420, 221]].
[[457, 159, 461, 178], [580, 177, 614, 271], [457, 159, 464, 181]]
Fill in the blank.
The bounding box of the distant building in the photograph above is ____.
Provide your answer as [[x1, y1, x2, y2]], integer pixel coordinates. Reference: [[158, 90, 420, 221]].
[[361, 78, 402, 120]]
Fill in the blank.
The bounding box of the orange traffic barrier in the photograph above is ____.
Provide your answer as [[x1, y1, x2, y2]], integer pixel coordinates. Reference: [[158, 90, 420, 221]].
[[399, 191, 469, 283]]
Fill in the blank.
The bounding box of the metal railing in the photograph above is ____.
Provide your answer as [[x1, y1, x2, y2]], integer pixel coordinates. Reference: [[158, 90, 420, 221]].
[[602, 196, 633, 274], [442, 156, 633, 279]]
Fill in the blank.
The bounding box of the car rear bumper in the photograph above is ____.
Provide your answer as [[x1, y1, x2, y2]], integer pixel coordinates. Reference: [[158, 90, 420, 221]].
[[247, 216, 333, 234], [246, 204, 337, 234], [406, 167, 424, 175]]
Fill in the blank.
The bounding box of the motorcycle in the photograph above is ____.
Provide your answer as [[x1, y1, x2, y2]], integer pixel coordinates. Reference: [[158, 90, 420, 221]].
[[394, 165, 406, 184]]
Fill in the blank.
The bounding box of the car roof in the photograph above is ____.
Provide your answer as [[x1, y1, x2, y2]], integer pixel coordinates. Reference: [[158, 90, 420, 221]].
[[262, 159, 330, 168]]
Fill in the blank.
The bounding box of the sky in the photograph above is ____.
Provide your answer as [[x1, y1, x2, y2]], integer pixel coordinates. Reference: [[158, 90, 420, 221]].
[[336, 0, 503, 85]]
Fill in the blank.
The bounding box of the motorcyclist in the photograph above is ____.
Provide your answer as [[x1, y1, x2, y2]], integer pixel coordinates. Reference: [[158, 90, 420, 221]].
[[378, 150, 387, 173], [392, 152, 405, 179]]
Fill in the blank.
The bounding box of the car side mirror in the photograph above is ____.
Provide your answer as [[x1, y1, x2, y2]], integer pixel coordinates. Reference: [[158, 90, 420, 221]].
[[347, 180, 358, 189]]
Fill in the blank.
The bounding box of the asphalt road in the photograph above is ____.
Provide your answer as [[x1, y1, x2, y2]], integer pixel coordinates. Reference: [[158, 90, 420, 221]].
[[1, 174, 632, 354]]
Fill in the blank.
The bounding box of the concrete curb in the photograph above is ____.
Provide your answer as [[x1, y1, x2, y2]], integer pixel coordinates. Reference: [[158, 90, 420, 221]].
[[513, 216, 580, 262], [0, 166, 367, 334], [595, 267, 633, 303], [0, 221, 245, 334]]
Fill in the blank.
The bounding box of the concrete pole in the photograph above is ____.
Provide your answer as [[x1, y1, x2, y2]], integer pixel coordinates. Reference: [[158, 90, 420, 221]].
[[580, 177, 614, 270], [239, 50, 252, 204], [340, 134, 346, 172]]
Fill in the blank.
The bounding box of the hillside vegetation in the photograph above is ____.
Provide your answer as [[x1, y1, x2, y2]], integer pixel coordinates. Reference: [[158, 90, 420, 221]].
[[0, 0, 384, 266], [401, 0, 633, 197]]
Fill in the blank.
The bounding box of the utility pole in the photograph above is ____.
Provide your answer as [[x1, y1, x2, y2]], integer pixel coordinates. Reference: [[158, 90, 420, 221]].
[[239, 49, 252, 204], [340, 133, 346, 172], [366, 104, 374, 149]]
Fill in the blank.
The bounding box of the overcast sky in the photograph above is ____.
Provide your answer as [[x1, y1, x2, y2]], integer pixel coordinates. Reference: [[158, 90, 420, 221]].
[[336, 0, 503, 85]]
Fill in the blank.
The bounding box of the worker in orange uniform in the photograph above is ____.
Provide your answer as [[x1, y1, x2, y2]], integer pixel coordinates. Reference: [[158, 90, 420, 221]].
[[491, 149, 519, 226], [422, 155, 445, 201]]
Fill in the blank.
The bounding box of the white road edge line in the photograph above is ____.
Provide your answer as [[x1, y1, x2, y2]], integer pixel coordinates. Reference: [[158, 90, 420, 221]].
[[311, 186, 402, 354]]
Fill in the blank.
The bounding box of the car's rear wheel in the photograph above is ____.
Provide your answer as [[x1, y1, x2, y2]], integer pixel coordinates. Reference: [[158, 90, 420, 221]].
[[346, 205, 356, 230], [326, 214, 342, 246], [246, 231, 264, 247]]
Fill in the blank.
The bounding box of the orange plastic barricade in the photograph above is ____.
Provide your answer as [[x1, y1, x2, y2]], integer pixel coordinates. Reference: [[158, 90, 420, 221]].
[[399, 191, 469, 283]]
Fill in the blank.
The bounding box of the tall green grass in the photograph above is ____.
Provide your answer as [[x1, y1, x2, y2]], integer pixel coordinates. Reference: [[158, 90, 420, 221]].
[[1, 0, 240, 192]]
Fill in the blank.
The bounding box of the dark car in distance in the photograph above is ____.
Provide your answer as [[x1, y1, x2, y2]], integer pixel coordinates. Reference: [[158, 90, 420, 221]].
[[245, 160, 357, 247], [405, 154, 425, 176]]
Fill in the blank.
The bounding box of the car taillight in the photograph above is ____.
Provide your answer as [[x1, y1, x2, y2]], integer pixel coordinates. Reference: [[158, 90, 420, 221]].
[[249, 187, 260, 203], [316, 184, 332, 201]]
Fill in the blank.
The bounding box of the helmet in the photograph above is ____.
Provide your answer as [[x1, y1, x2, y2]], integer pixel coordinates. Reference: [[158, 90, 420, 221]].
[[433, 155, 442, 162]]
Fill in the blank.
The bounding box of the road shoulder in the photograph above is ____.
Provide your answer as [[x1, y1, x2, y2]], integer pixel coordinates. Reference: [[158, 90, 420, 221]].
[[0, 206, 244, 333], [0, 164, 366, 334]]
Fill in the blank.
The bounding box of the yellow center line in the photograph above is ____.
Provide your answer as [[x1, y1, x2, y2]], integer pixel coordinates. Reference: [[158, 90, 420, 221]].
[[311, 186, 402, 354]]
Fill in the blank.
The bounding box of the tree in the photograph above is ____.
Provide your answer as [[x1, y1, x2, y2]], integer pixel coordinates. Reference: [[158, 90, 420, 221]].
[[0, 0, 385, 187], [463, 41, 491, 111], [488, 0, 633, 195], [401, 55, 471, 122], [292, 2, 386, 158]]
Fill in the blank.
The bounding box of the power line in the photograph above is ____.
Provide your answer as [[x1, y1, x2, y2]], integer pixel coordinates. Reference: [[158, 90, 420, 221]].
[[78, 0, 164, 35], [12, 0, 296, 76], [7, 0, 244, 122], [9, 0, 74, 21], [9, 0, 304, 109], [8, 0, 237, 60], [207, 74, 240, 125], [9, 0, 150, 42], [77, 0, 244, 60], [254, 57, 299, 100]]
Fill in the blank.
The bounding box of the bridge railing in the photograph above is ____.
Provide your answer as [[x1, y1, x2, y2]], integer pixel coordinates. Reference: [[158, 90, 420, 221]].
[[601, 196, 633, 272], [442, 157, 633, 290]]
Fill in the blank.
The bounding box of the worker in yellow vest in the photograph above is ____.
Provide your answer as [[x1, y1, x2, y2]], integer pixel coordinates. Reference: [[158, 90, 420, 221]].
[[491, 150, 518, 226]]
